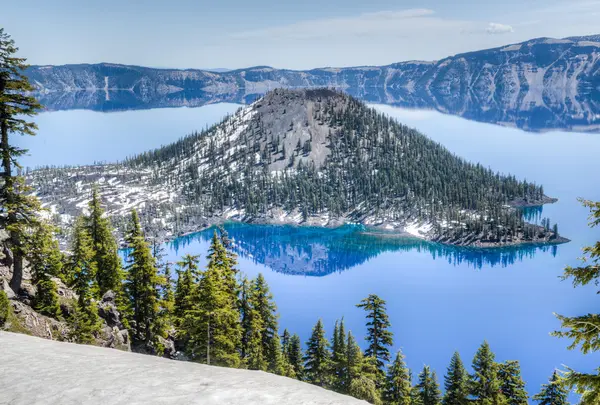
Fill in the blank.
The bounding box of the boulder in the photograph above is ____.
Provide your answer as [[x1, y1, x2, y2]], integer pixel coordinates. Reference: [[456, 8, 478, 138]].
[[52, 276, 77, 300], [98, 325, 130, 352], [1, 278, 16, 300], [98, 290, 123, 329]]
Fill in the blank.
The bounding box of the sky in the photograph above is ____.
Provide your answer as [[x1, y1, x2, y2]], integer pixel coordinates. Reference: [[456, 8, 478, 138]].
[[3, 0, 600, 70]]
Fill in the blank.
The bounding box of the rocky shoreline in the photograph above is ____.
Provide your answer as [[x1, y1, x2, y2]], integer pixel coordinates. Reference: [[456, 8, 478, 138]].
[[130, 199, 568, 251]]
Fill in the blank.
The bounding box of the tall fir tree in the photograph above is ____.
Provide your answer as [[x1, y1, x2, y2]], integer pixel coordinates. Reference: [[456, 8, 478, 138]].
[[552, 199, 600, 405], [86, 187, 123, 297], [267, 332, 287, 376], [343, 331, 381, 404], [304, 319, 331, 387], [287, 333, 305, 380], [159, 262, 175, 326], [124, 210, 164, 346], [181, 233, 242, 367], [470, 341, 507, 405], [346, 331, 364, 388], [173, 254, 199, 324], [416, 366, 442, 405], [251, 273, 279, 367], [240, 275, 266, 370], [443, 352, 470, 405], [68, 216, 100, 343], [26, 222, 62, 318], [356, 294, 394, 384], [532, 371, 569, 405], [331, 319, 349, 392], [0, 29, 42, 294], [282, 328, 291, 359], [385, 350, 412, 405], [498, 361, 529, 405]]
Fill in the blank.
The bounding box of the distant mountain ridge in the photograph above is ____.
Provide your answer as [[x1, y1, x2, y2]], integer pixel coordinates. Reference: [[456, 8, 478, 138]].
[[26, 34, 600, 132]]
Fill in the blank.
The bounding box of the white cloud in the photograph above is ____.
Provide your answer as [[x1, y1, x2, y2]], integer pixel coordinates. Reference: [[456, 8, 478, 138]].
[[228, 9, 445, 42], [486, 23, 514, 35]]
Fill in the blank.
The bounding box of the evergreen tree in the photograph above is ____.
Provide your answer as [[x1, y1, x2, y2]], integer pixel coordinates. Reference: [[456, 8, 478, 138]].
[[0, 29, 42, 294], [267, 332, 286, 375], [498, 361, 529, 405], [181, 233, 242, 367], [287, 333, 305, 380], [251, 273, 279, 366], [86, 187, 123, 297], [240, 276, 266, 370], [344, 331, 382, 404], [416, 366, 442, 405], [385, 350, 412, 405], [282, 328, 291, 358], [0, 289, 9, 327], [68, 217, 100, 343], [160, 262, 175, 324], [346, 331, 364, 387], [124, 210, 164, 346], [553, 200, 600, 405], [471, 341, 506, 405], [331, 319, 349, 392], [443, 352, 470, 405], [173, 254, 199, 323], [304, 319, 331, 387], [357, 294, 394, 383], [532, 371, 569, 405], [26, 222, 62, 318]]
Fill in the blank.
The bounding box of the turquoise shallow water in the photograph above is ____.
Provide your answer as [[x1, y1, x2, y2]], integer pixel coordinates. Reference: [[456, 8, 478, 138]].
[[20, 103, 600, 399]]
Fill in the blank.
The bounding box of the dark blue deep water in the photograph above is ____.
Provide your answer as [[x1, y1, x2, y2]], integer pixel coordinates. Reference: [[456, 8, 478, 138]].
[[19, 103, 600, 399]]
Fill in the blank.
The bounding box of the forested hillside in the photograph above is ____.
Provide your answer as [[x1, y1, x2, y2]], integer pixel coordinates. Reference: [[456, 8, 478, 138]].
[[30, 89, 563, 247]]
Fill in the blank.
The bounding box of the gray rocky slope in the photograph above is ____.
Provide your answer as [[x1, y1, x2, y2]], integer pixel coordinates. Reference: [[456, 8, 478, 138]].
[[26, 35, 600, 132], [0, 332, 366, 405]]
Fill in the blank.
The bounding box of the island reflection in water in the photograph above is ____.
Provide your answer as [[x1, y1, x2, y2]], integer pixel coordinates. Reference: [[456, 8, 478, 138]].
[[168, 222, 559, 276]]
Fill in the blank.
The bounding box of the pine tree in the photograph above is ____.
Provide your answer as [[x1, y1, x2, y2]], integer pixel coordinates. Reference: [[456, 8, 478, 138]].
[[443, 352, 469, 405], [341, 330, 380, 403], [268, 332, 286, 375], [26, 222, 62, 318], [124, 210, 164, 346], [357, 294, 394, 383], [331, 319, 348, 392], [416, 366, 442, 405], [498, 361, 529, 405], [532, 371, 569, 405], [181, 233, 242, 367], [173, 254, 199, 323], [282, 328, 291, 358], [346, 331, 364, 387], [68, 216, 100, 343], [552, 199, 600, 405], [86, 187, 123, 297], [471, 341, 507, 405], [304, 319, 331, 387], [287, 333, 304, 380], [240, 276, 265, 370], [0, 29, 42, 294], [157, 261, 175, 330], [385, 350, 412, 405], [251, 273, 278, 366]]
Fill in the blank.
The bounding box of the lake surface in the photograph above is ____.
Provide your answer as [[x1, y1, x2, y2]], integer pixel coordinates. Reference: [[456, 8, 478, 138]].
[[19, 102, 600, 399]]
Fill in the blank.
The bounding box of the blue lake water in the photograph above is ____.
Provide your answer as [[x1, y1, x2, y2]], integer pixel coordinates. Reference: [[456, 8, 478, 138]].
[[19, 104, 600, 398]]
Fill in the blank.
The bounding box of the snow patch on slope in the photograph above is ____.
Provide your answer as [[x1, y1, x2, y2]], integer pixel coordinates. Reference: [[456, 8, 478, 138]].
[[0, 332, 367, 405]]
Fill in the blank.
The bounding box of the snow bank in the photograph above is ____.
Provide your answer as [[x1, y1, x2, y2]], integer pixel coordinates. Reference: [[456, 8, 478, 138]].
[[0, 332, 366, 405]]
